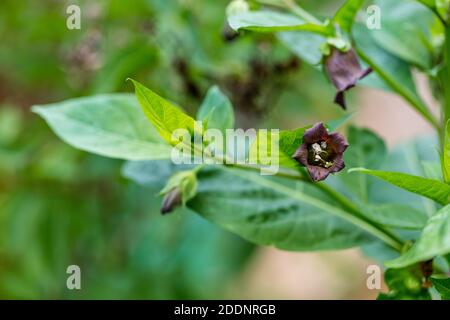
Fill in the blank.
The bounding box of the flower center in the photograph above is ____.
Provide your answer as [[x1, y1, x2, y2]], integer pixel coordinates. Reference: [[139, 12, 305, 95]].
[[308, 141, 334, 168]]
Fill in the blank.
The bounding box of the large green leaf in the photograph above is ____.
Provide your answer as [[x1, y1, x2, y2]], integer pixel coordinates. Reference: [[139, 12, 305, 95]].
[[386, 205, 450, 268], [32, 94, 171, 161], [228, 10, 330, 34], [350, 168, 450, 205], [130, 79, 196, 145], [431, 277, 450, 300], [197, 86, 234, 134], [188, 167, 374, 251], [378, 266, 432, 300], [371, 0, 440, 70], [332, 0, 365, 34]]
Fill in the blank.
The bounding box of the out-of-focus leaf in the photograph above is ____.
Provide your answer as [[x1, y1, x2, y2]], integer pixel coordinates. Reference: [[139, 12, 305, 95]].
[[122, 160, 194, 189], [32, 94, 171, 161], [431, 277, 450, 299], [278, 32, 325, 65], [349, 168, 450, 206], [378, 266, 432, 300], [130, 79, 196, 145], [197, 86, 234, 134], [228, 11, 330, 34], [354, 25, 434, 123], [444, 120, 450, 183], [386, 205, 450, 268]]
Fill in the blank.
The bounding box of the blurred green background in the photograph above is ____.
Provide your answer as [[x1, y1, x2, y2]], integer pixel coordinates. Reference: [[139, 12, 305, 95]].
[[0, 0, 356, 299]]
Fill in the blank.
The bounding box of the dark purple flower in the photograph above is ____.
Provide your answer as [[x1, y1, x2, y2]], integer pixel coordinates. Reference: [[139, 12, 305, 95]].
[[160, 187, 182, 214], [292, 123, 349, 182], [324, 47, 372, 109]]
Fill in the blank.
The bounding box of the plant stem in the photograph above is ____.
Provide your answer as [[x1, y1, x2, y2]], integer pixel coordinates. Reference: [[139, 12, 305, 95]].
[[282, 0, 322, 24], [255, 0, 322, 24]]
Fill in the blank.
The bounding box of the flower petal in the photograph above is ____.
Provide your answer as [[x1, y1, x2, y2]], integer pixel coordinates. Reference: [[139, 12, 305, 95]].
[[306, 165, 330, 182], [303, 122, 328, 144]]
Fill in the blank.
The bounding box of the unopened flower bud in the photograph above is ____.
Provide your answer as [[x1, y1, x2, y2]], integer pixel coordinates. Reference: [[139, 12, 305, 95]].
[[161, 187, 182, 214]]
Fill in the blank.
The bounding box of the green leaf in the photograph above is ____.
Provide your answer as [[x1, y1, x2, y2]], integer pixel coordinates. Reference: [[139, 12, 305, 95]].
[[418, 0, 436, 8], [349, 168, 450, 205], [371, 0, 440, 70], [332, 0, 365, 34], [443, 120, 450, 183], [32, 94, 171, 161], [326, 112, 355, 132], [248, 126, 309, 172], [129, 79, 196, 145], [378, 266, 431, 300], [363, 204, 428, 230], [386, 205, 450, 268], [228, 10, 330, 35], [197, 86, 235, 134], [354, 25, 437, 126], [188, 167, 373, 251], [431, 277, 450, 300]]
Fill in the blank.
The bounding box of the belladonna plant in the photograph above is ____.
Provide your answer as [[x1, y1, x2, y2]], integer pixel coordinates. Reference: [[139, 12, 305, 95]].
[[33, 0, 450, 300]]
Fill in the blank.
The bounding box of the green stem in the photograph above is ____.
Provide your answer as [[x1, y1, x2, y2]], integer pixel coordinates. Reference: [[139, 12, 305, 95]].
[[440, 26, 450, 130], [357, 48, 440, 130]]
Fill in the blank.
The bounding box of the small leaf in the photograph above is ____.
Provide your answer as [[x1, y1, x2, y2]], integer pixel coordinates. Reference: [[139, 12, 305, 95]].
[[228, 10, 330, 34], [349, 168, 450, 205], [32, 94, 171, 161], [197, 86, 235, 134], [431, 277, 450, 300], [129, 79, 196, 145], [332, 0, 365, 34], [386, 205, 450, 268]]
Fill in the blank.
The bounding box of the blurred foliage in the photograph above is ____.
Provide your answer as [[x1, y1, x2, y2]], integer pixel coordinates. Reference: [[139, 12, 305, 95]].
[[0, 0, 348, 299]]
